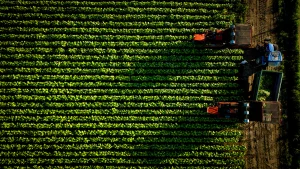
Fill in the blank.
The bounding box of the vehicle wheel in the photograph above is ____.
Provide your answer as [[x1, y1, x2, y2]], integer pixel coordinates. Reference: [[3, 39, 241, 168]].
[[255, 57, 261, 65], [243, 102, 250, 109]]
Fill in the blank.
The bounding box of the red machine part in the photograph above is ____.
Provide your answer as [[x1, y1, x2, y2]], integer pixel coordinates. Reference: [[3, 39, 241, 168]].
[[193, 34, 206, 41], [215, 30, 223, 41], [207, 102, 239, 116], [207, 106, 219, 115]]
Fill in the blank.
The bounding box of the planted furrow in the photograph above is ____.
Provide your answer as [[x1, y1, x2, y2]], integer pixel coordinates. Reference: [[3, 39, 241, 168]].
[[0, 1, 235, 8], [0, 81, 241, 89], [0, 143, 246, 151], [0, 68, 238, 76], [0, 109, 227, 117], [0, 13, 234, 22], [0, 54, 244, 62], [0, 61, 239, 69], [0, 21, 230, 29]]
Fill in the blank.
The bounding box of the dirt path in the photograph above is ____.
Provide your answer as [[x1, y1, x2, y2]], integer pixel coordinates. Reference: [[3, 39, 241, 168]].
[[245, 0, 278, 45], [242, 122, 280, 169], [242, 0, 281, 168]]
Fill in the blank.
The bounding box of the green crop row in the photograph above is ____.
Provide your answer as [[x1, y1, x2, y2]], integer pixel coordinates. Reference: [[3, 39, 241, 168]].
[[0, 1, 235, 9], [0, 41, 217, 49], [0, 27, 206, 35], [0, 47, 244, 55], [0, 122, 237, 130], [0, 102, 210, 109], [0, 7, 222, 15], [0, 61, 239, 69], [0, 115, 237, 123], [0, 129, 242, 137], [0, 150, 245, 158], [0, 109, 229, 117], [0, 34, 192, 41], [0, 88, 242, 96], [0, 54, 244, 62], [0, 21, 230, 29], [0, 95, 215, 102], [0, 136, 240, 144], [0, 75, 239, 82], [0, 143, 246, 152], [0, 13, 234, 22], [0, 81, 240, 89], [0, 68, 238, 76], [0, 157, 244, 165]]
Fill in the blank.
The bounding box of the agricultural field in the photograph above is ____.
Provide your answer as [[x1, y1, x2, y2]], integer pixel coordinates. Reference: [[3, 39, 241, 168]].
[[0, 0, 247, 168]]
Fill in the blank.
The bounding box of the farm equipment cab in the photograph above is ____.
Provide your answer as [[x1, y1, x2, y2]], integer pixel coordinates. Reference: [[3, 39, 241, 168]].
[[207, 101, 281, 124], [193, 24, 252, 48], [255, 39, 283, 67]]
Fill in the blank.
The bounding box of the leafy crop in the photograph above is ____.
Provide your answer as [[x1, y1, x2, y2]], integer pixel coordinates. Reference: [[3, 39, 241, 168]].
[[0, 0, 246, 168]]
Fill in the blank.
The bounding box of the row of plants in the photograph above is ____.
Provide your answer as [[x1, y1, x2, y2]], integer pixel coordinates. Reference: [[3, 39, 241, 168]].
[[0, 68, 238, 75], [0, 143, 246, 151], [0, 13, 234, 22], [0, 61, 239, 68], [0, 54, 244, 62], [0, 1, 236, 9], [0, 21, 230, 29], [0, 41, 229, 48], [0, 7, 224, 15], [0, 150, 245, 158], [0, 109, 234, 116], [0, 88, 242, 95], [1, 47, 244, 55], [0, 95, 216, 102], [0, 129, 242, 137], [0, 121, 237, 130], [0, 102, 210, 109], [0, 115, 238, 123], [0, 81, 240, 89], [0, 32, 225, 41], [0, 136, 240, 144], [0, 34, 189, 41], [0, 27, 211, 35], [0, 158, 244, 165], [0, 75, 239, 82]]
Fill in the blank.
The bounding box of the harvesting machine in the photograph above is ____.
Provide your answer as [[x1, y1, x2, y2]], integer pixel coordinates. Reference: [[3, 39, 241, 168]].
[[207, 101, 281, 124], [193, 24, 252, 48]]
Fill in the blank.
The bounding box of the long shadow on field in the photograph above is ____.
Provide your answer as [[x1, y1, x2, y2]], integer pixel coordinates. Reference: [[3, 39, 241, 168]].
[[113, 43, 243, 167]]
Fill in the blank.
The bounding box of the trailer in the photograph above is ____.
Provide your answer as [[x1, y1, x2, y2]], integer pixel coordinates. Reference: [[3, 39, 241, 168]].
[[252, 70, 283, 101]]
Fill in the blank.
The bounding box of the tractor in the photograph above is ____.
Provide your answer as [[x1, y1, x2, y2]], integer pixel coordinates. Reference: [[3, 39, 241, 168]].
[[193, 24, 252, 48], [254, 38, 283, 67]]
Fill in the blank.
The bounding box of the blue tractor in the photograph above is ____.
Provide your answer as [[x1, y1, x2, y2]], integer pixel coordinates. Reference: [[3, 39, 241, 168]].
[[255, 39, 283, 67]]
